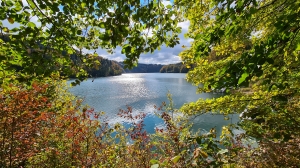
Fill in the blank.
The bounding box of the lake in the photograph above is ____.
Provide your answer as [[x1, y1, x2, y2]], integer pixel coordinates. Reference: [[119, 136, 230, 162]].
[[69, 73, 240, 135]]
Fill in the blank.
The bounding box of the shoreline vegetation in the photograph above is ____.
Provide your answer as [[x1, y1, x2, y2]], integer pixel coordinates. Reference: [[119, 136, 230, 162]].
[[83, 61, 191, 78]]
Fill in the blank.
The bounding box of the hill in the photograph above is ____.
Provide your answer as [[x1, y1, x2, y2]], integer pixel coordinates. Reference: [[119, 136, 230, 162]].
[[118, 62, 164, 73], [69, 55, 123, 78], [159, 62, 190, 73], [87, 57, 123, 77]]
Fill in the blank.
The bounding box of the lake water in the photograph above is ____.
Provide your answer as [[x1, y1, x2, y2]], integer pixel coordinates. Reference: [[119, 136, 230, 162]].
[[69, 73, 240, 135]]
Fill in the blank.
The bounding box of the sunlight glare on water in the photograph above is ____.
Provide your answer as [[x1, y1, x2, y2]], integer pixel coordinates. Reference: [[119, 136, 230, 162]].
[[69, 73, 238, 134]]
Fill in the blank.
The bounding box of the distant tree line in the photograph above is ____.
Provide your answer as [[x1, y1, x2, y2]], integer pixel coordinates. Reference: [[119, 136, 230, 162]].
[[69, 55, 123, 78], [87, 57, 122, 77], [118, 62, 164, 73], [159, 63, 190, 73]]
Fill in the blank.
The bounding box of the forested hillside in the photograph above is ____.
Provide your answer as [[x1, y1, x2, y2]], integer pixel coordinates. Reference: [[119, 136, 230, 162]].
[[70, 55, 123, 77], [88, 57, 122, 77], [118, 62, 163, 73], [159, 62, 189, 73]]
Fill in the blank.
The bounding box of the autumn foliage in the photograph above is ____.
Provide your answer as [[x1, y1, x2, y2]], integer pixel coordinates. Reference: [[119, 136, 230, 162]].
[[0, 83, 52, 166], [0, 81, 236, 167], [0, 82, 105, 167], [1, 80, 299, 168]]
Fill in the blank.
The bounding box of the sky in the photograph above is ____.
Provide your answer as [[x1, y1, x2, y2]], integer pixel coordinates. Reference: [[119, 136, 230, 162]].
[[97, 0, 192, 65], [95, 20, 191, 65], [2, 0, 191, 65]]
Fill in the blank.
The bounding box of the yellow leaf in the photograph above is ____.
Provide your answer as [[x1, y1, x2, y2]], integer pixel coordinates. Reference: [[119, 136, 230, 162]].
[[3, 27, 9, 33], [200, 150, 208, 158], [284, 50, 288, 57], [8, 18, 14, 24], [172, 155, 181, 163]]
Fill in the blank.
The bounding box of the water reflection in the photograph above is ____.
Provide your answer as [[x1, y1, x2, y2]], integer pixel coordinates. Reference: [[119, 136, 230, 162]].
[[69, 73, 238, 134]]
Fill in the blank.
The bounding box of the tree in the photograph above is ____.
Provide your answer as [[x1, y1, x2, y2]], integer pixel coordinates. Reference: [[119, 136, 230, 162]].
[[0, 82, 53, 167], [0, 81, 114, 167], [159, 63, 189, 73], [0, 0, 182, 85], [178, 0, 300, 166], [85, 56, 122, 77]]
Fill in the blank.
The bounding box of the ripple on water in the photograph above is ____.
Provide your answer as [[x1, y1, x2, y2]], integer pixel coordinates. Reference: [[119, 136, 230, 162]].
[[68, 73, 236, 134]]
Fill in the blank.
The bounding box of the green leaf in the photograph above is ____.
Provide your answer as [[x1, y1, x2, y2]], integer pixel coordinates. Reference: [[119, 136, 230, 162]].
[[194, 34, 201, 40], [99, 22, 105, 28], [3, 27, 9, 33], [81, 2, 86, 8], [166, 5, 172, 9], [14, 1, 23, 12], [238, 72, 249, 85], [27, 22, 36, 28], [296, 43, 300, 51], [5, 0, 14, 7], [67, 49, 73, 54], [150, 159, 159, 164]]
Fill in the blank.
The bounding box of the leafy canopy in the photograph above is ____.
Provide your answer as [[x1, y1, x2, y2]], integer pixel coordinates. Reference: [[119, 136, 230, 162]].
[[0, 0, 182, 84], [178, 0, 300, 166]]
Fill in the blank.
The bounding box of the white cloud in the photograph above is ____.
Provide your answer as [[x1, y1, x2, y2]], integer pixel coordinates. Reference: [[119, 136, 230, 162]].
[[22, 0, 28, 6], [95, 20, 191, 65], [109, 56, 124, 62], [178, 20, 190, 31], [161, 0, 172, 7]]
